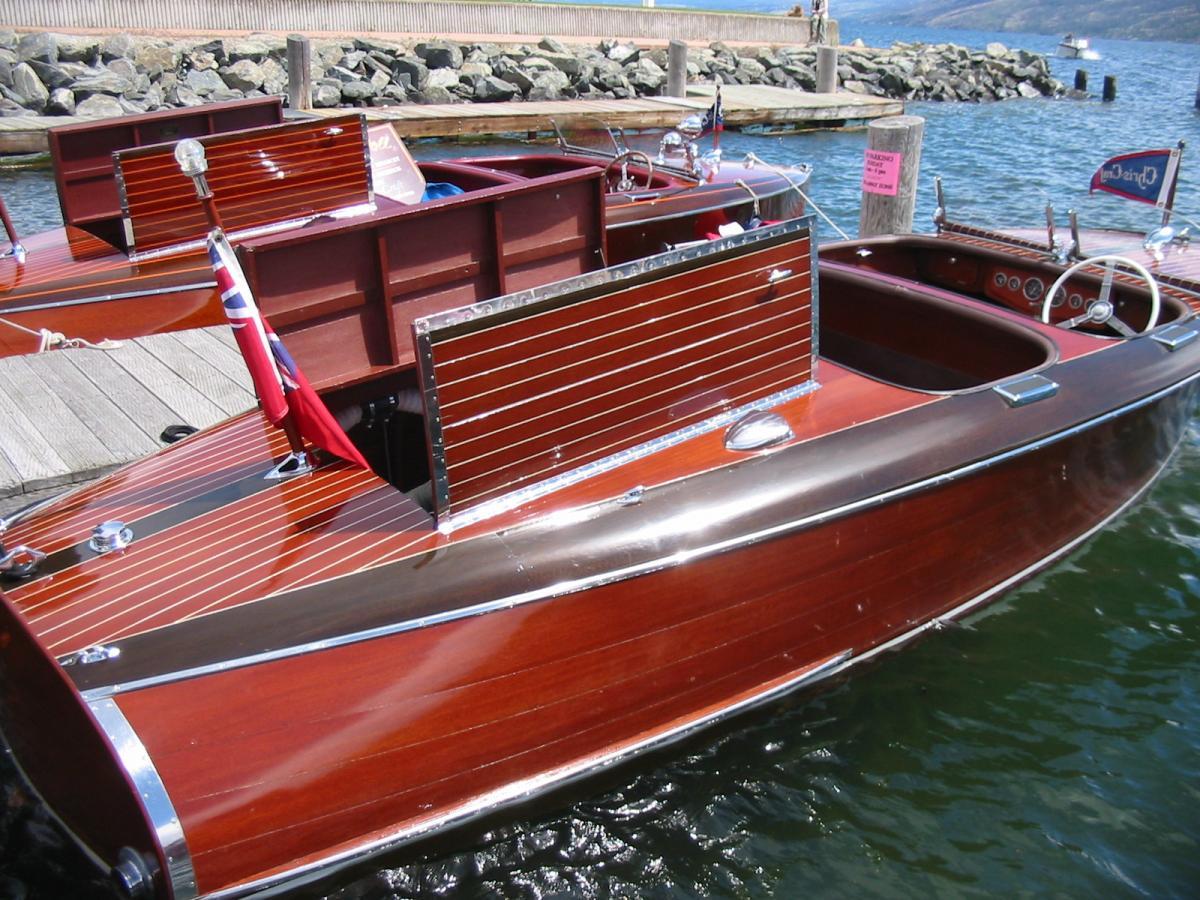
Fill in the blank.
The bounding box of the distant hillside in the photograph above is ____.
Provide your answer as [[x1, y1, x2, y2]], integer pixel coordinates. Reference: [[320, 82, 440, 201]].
[[845, 0, 1199, 44]]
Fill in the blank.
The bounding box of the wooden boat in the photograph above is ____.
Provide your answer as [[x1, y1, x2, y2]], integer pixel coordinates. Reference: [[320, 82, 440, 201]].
[[0, 97, 808, 358], [2, 155, 1199, 899]]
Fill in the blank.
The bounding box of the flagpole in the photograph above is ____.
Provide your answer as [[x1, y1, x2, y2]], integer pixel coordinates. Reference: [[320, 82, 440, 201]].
[[174, 139, 309, 463], [1161, 140, 1185, 227]]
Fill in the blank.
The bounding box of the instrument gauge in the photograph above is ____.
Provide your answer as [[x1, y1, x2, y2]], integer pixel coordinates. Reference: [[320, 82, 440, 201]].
[[1022, 277, 1044, 303], [1007, 275, 1021, 291], [1069, 293, 1084, 310], [994, 271, 1007, 288]]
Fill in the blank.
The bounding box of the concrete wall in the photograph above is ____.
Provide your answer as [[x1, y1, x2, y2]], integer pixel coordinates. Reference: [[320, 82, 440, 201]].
[[1, 0, 817, 45]]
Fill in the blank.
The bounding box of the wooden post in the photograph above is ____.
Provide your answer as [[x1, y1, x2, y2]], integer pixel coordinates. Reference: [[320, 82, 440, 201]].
[[667, 39, 687, 98], [286, 34, 311, 111], [1074, 69, 1087, 92], [859, 115, 925, 238], [1194, 72, 1199, 109], [816, 46, 838, 94], [1102, 74, 1117, 102]]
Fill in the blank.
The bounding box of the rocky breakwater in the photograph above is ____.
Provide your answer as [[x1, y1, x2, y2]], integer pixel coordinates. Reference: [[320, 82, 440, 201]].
[[0, 30, 1064, 119]]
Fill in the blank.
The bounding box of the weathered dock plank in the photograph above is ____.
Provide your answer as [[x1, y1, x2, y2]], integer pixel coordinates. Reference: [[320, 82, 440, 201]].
[[0, 87, 901, 152], [0, 326, 257, 502]]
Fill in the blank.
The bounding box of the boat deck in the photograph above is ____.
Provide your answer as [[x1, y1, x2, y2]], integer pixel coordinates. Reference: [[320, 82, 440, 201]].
[[0, 326, 254, 503]]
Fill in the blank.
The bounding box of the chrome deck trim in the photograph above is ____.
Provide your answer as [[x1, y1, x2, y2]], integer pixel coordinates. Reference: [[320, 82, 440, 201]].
[[1152, 323, 1200, 352], [80, 365, 1200, 703], [204, 649, 852, 899], [0, 281, 218, 316], [88, 699, 198, 900]]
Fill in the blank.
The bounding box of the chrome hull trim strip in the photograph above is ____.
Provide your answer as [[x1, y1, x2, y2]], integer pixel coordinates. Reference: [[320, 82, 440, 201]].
[[205, 649, 853, 899], [0, 281, 218, 316], [88, 698, 198, 900], [81, 366, 1200, 703]]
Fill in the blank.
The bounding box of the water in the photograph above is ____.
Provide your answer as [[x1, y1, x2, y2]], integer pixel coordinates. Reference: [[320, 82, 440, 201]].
[[3, 23, 1199, 900]]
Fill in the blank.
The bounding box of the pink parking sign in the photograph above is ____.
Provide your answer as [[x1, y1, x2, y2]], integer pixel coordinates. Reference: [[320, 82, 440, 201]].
[[861, 149, 902, 196]]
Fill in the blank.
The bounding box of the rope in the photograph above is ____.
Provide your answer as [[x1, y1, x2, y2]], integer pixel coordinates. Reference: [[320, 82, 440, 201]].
[[0, 315, 122, 353], [734, 179, 761, 218], [743, 153, 851, 241]]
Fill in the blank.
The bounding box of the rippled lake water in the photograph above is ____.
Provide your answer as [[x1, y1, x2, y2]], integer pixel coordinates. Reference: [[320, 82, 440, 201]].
[[1, 21, 1198, 900]]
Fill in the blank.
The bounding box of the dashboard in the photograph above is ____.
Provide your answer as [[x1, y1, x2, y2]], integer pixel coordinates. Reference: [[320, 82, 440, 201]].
[[984, 265, 1097, 316]]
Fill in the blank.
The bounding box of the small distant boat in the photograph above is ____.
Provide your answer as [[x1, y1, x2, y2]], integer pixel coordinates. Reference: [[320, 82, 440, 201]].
[[1057, 34, 1100, 60]]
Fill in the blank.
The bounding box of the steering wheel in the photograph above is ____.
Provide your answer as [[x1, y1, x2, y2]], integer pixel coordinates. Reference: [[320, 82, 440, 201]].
[[1040, 254, 1161, 337], [604, 151, 654, 193]]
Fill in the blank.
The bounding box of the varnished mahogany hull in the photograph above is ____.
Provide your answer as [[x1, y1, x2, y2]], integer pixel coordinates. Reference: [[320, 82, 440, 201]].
[[36, 374, 1192, 898]]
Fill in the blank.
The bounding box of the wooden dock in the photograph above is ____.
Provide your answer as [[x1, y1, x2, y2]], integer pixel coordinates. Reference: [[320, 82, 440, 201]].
[[0, 327, 255, 505], [0, 85, 901, 153]]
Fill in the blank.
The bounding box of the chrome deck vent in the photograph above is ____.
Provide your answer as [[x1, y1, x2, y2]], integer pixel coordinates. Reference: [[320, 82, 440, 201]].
[[1151, 324, 1199, 352], [725, 410, 795, 451], [90, 521, 133, 554], [993, 374, 1059, 408]]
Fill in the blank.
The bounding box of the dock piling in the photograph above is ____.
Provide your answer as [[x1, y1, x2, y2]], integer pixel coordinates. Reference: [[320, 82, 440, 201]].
[[287, 34, 312, 111], [816, 46, 838, 94], [667, 40, 687, 98], [1102, 74, 1117, 102], [1074, 69, 1087, 92], [858, 115, 925, 238], [1195, 72, 1199, 109]]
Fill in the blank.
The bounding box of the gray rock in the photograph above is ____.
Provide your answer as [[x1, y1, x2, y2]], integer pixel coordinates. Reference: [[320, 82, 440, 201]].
[[361, 54, 391, 77], [520, 56, 556, 73], [474, 75, 518, 102], [28, 59, 72, 90], [497, 67, 533, 94], [416, 85, 456, 104], [326, 65, 361, 84], [185, 49, 219, 72], [71, 70, 134, 97], [17, 32, 57, 64], [260, 57, 287, 94], [538, 36, 570, 56], [607, 44, 639, 66], [415, 41, 463, 70], [426, 68, 461, 90], [340, 50, 367, 71], [0, 59, 10, 89], [528, 69, 569, 100], [391, 56, 429, 91], [340, 80, 376, 103], [1016, 81, 1041, 99], [312, 82, 342, 107], [226, 37, 282, 62], [56, 35, 99, 64], [538, 51, 581, 77], [369, 69, 390, 91], [461, 61, 493, 79], [100, 33, 136, 61], [381, 84, 407, 101], [470, 42, 505, 59], [143, 82, 163, 110], [11, 62, 48, 108], [166, 83, 204, 107], [46, 86, 75, 114], [626, 57, 666, 94], [185, 67, 226, 96], [106, 57, 138, 81], [135, 43, 180, 78], [221, 59, 264, 91], [119, 96, 148, 114], [0, 32, 15, 51], [353, 37, 402, 55], [76, 93, 124, 117], [985, 42, 1010, 59], [0, 105, 37, 117], [735, 57, 766, 81]]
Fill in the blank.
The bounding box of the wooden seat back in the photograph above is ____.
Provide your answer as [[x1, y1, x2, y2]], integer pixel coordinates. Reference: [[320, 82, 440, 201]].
[[415, 219, 816, 525], [48, 97, 283, 248], [113, 114, 372, 258], [237, 167, 607, 390]]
